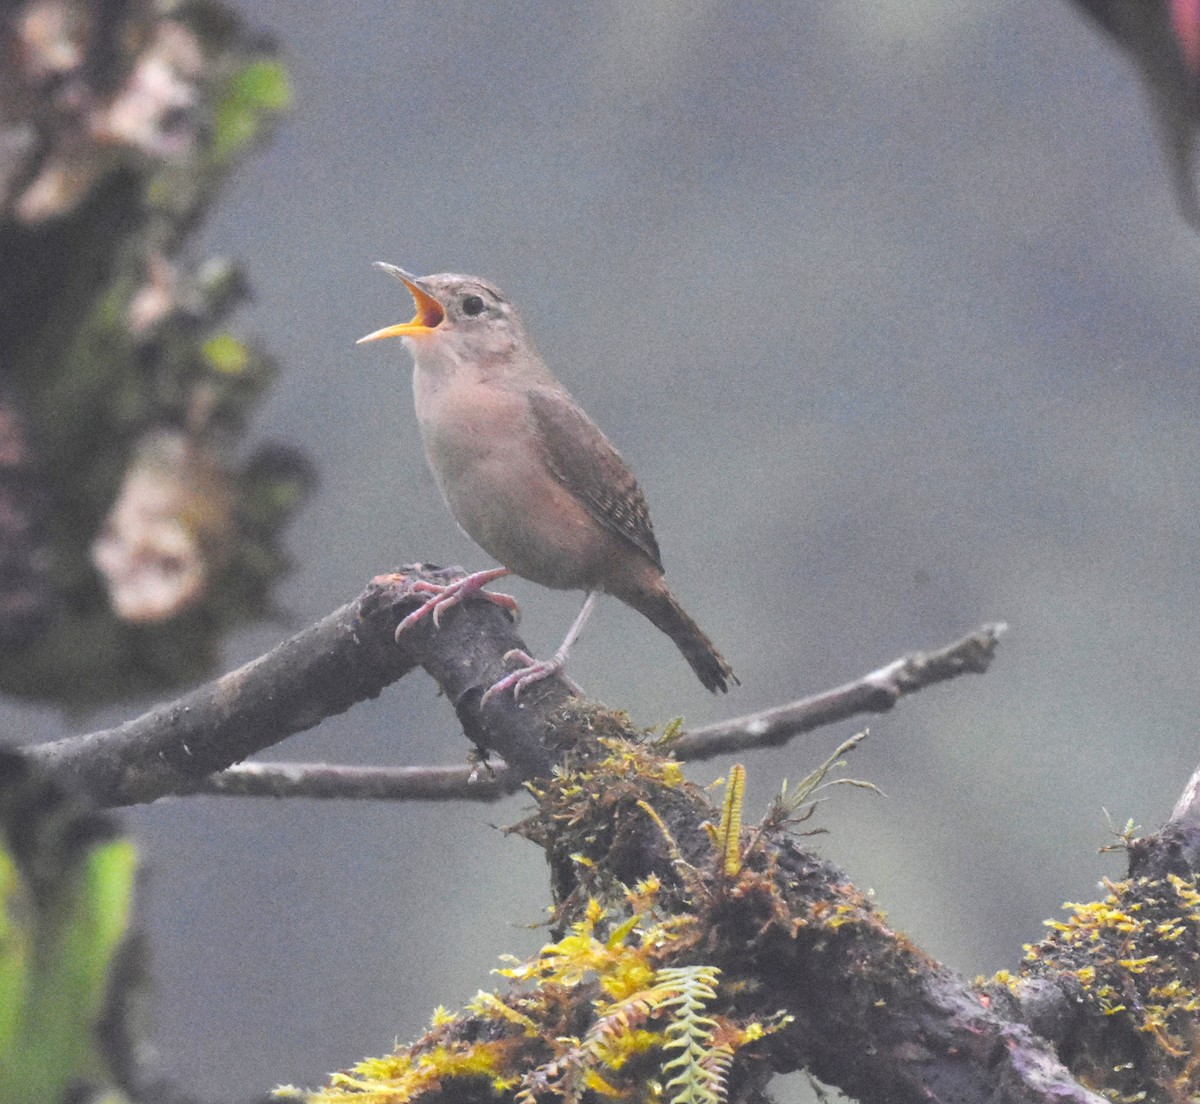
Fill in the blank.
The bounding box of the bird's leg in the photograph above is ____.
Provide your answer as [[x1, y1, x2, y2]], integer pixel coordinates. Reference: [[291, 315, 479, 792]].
[[482, 591, 597, 703], [393, 566, 518, 637]]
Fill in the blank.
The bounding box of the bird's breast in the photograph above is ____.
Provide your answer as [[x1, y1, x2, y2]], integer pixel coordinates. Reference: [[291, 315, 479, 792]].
[[413, 377, 626, 589]]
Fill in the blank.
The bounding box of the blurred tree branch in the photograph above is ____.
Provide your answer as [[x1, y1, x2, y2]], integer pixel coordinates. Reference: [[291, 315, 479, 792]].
[[0, 0, 311, 707]]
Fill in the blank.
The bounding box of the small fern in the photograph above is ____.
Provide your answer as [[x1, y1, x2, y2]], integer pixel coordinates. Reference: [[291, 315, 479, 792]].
[[514, 964, 727, 1104], [762, 730, 878, 833], [710, 766, 746, 877], [656, 966, 723, 1104]]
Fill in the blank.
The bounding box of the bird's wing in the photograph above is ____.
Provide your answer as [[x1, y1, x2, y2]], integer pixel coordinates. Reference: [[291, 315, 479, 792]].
[[526, 386, 664, 572]]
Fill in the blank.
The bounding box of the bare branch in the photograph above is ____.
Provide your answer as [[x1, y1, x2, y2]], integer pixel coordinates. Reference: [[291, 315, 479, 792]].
[[195, 760, 519, 802], [185, 621, 1008, 805], [667, 621, 1007, 762]]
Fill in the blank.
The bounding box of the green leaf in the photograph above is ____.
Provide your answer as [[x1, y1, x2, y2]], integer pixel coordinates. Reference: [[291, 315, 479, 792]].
[[0, 754, 138, 1104]]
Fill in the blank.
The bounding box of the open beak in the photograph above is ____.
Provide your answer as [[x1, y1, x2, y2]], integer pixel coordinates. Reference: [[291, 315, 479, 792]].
[[357, 263, 445, 343]]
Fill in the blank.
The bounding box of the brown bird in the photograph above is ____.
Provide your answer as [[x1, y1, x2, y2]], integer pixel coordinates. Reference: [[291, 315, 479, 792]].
[[358, 264, 736, 700]]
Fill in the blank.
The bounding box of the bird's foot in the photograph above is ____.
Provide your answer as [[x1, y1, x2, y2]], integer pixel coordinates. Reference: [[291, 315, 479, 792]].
[[481, 648, 583, 704], [391, 566, 518, 638]]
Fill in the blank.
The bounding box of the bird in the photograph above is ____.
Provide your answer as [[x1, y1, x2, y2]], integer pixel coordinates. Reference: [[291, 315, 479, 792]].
[[358, 263, 736, 701]]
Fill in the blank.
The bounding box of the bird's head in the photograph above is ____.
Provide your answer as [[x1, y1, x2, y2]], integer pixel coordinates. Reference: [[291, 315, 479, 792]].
[[358, 264, 528, 373]]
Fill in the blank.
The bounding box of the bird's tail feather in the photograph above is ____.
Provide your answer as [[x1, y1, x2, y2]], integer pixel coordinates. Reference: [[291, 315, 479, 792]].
[[622, 579, 737, 694]]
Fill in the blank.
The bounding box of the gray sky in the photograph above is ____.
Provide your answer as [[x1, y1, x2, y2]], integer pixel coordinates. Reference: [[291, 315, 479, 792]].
[[13, 2, 1200, 1097]]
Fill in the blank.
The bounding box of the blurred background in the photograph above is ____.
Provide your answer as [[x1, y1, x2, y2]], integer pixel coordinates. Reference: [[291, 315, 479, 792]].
[[9, 0, 1200, 1098]]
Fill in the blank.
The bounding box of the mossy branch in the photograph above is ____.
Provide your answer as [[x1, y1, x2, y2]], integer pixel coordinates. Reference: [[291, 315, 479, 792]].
[[284, 732, 1110, 1104]]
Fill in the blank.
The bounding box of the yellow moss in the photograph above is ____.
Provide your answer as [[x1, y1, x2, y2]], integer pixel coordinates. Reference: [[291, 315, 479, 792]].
[[424, 1043, 503, 1078], [466, 991, 540, 1036], [1118, 956, 1159, 973], [591, 1028, 661, 1069], [595, 738, 687, 790], [297, 730, 798, 1104], [608, 913, 643, 949], [1016, 874, 1200, 1100], [1168, 874, 1200, 910], [582, 1068, 625, 1096]]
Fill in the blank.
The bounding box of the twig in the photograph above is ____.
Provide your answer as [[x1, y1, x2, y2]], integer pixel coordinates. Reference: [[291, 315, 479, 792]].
[[195, 760, 520, 801], [667, 621, 1007, 762]]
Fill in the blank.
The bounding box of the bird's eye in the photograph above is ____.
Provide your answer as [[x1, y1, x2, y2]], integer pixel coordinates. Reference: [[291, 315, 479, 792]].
[[462, 295, 486, 316]]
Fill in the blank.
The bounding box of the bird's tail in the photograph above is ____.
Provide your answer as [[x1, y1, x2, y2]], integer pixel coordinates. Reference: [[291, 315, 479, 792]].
[[620, 577, 737, 694]]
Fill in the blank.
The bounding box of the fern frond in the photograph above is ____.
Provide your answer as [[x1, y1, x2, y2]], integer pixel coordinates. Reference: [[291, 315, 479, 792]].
[[715, 766, 746, 877], [515, 964, 726, 1104], [697, 1044, 734, 1101], [655, 966, 722, 1104], [763, 730, 877, 832]]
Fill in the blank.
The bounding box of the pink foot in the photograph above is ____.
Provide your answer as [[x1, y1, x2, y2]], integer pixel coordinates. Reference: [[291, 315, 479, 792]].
[[481, 648, 583, 704], [393, 567, 518, 638]]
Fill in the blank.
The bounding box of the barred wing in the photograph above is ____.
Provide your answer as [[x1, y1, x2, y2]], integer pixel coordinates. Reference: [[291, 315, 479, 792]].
[[527, 386, 664, 572]]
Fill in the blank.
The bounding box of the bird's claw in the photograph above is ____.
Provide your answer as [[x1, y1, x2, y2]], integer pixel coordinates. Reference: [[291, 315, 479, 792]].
[[391, 569, 518, 640], [481, 648, 583, 704]]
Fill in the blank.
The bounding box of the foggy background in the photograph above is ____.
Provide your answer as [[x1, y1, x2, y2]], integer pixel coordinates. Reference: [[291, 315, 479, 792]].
[[10, 1, 1200, 1098]]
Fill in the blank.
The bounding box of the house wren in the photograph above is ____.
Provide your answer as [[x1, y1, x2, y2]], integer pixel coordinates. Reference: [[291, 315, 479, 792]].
[[359, 264, 736, 700]]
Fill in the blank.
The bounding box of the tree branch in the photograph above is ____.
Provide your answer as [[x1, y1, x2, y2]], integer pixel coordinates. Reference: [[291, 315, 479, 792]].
[[20, 567, 575, 806], [300, 724, 1104, 1104], [197, 760, 521, 802], [177, 621, 1007, 804], [663, 620, 1006, 761]]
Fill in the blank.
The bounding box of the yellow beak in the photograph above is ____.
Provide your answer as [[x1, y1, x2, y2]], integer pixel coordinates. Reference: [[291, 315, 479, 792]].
[[357, 263, 445, 343]]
